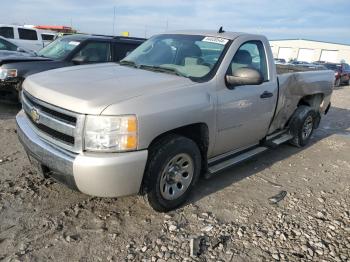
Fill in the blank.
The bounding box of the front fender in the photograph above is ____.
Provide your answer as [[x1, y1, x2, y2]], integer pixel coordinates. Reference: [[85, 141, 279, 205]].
[[102, 82, 217, 152]]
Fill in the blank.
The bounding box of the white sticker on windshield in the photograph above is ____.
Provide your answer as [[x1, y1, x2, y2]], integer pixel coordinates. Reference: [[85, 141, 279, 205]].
[[202, 37, 229, 45], [68, 41, 80, 46]]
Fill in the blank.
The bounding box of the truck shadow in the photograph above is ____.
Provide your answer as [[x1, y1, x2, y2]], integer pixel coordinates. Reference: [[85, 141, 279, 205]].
[[0, 99, 21, 120], [189, 106, 350, 205]]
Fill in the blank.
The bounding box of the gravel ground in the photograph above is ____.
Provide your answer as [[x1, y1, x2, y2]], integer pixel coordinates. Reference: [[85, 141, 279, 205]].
[[0, 86, 349, 262]]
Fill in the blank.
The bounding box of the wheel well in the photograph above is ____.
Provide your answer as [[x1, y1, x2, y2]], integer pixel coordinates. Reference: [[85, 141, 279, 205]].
[[297, 93, 324, 111], [291, 94, 323, 129], [148, 123, 209, 172]]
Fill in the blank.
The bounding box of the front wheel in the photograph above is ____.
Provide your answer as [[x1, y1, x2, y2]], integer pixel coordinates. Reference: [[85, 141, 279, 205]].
[[289, 106, 317, 147], [143, 135, 201, 212]]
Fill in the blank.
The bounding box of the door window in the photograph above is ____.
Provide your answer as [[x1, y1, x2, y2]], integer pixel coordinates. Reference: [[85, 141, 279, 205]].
[[0, 27, 14, 39], [41, 34, 55, 41], [228, 41, 268, 81], [73, 42, 111, 62], [18, 28, 38, 40], [114, 43, 138, 62]]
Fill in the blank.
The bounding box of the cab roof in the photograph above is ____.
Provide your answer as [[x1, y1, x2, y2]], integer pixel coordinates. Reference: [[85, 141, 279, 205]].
[[166, 30, 261, 41]]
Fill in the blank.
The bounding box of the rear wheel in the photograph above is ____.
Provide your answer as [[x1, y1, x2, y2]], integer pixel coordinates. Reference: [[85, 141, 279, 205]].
[[143, 135, 201, 212], [289, 106, 317, 147]]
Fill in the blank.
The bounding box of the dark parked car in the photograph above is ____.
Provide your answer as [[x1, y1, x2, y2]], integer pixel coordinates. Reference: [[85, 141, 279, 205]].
[[0, 34, 145, 101], [319, 62, 350, 87]]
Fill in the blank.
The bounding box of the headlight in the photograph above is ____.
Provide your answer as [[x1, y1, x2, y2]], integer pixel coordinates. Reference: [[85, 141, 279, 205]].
[[84, 115, 137, 152], [0, 68, 17, 80]]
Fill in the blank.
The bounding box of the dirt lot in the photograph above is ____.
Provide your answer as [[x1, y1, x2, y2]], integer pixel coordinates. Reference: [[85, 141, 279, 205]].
[[0, 87, 349, 262]]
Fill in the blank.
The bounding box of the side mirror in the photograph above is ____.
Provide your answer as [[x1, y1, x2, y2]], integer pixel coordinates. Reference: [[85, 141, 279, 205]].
[[72, 55, 88, 65], [226, 67, 264, 88]]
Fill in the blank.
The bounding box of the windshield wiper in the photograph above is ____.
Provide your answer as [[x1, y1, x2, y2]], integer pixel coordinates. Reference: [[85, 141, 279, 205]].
[[138, 64, 186, 77], [120, 60, 137, 67]]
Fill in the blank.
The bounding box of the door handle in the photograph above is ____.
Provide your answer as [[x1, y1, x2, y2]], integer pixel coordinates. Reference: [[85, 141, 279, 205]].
[[260, 91, 273, 99]]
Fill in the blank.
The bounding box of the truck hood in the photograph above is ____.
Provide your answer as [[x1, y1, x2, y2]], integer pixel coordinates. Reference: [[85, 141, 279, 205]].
[[24, 63, 194, 115]]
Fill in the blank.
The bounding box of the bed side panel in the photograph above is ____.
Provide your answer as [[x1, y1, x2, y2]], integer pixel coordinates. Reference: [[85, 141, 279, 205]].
[[268, 70, 333, 133]]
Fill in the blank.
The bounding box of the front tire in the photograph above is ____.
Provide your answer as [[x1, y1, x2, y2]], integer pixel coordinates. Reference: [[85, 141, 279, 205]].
[[289, 106, 317, 147], [143, 135, 201, 212]]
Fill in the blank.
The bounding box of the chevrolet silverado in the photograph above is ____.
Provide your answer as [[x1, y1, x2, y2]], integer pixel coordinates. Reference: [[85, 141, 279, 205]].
[[16, 30, 333, 212]]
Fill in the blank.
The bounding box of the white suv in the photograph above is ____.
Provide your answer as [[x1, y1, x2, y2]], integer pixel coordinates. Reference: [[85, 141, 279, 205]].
[[0, 24, 56, 52]]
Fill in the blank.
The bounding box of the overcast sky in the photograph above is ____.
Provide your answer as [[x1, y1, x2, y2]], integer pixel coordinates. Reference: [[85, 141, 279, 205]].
[[2, 0, 350, 44]]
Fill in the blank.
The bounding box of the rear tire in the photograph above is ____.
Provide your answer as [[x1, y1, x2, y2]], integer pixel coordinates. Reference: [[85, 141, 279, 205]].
[[289, 106, 317, 147], [143, 135, 201, 212]]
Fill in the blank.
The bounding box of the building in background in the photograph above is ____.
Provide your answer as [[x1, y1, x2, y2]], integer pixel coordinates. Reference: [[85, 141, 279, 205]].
[[269, 39, 350, 63]]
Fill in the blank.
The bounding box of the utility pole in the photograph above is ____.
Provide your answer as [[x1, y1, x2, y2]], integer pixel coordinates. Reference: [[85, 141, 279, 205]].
[[113, 6, 116, 35]]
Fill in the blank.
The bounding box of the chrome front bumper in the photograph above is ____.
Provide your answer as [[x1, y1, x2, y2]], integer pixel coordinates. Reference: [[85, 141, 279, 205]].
[[16, 110, 148, 197]]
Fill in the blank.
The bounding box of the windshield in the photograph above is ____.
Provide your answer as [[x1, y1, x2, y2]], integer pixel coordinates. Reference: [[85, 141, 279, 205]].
[[37, 37, 81, 59], [121, 34, 229, 80]]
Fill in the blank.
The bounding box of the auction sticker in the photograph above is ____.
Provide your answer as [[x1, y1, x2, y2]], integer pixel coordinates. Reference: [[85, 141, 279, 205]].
[[69, 41, 80, 46], [202, 36, 229, 45]]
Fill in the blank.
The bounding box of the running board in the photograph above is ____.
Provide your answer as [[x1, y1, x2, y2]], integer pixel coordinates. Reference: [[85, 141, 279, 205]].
[[205, 146, 268, 178], [264, 133, 293, 148], [271, 133, 293, 145]]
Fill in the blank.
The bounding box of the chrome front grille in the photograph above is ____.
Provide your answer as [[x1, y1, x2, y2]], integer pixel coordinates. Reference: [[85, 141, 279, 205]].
[[22, 91, 85, 153]]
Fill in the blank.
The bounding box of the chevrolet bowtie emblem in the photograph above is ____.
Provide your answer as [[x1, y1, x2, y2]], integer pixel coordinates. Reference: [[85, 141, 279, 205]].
[[30, 108, 40, 123]]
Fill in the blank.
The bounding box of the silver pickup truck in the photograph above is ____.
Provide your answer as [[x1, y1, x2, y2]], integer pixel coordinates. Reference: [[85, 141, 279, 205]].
[[16, 30, 333, 212]]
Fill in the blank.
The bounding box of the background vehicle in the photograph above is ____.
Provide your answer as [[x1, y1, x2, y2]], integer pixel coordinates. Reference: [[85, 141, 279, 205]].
[[16, 30, 333, 212], [316, 62, 350, 87], [289, 60, 311, 66], [274, 58, 286, 64], [287, 60, 327, 71], [0, 36, 36, 56], [0, 24, 56, 51], [0, 34, 146, 101]]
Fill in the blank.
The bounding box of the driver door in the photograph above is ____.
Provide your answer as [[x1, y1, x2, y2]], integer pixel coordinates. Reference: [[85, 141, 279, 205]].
[[213, 40, 277, 156]]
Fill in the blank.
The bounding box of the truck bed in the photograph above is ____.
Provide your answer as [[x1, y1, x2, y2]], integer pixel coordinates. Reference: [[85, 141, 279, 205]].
[[276, 64, 326, 74], [268, 65, 334, 133]]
